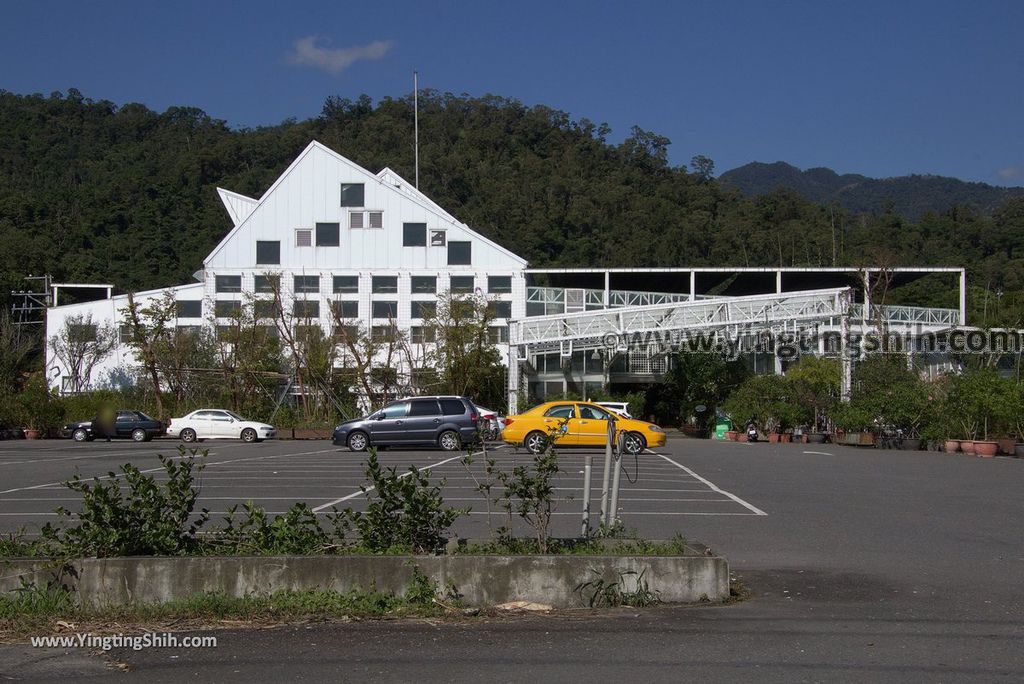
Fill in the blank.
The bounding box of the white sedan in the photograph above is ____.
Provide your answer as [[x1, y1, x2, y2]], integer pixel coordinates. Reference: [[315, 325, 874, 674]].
[[473, 406, 507, 441], [166, 409, 276, 443]]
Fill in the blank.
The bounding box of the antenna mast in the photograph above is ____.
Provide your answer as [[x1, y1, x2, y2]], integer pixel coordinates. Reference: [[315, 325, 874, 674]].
[[414, 70, 420, 189]]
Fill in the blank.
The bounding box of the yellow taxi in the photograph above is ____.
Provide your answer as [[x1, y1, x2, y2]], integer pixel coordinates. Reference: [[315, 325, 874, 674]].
[[501, 401, 666, 454]]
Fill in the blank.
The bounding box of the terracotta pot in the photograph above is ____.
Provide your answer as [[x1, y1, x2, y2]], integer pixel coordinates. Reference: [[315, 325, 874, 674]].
[[960, 440, 976, 455], [725, 431, 738, 442], [23, 429, 41, 440], [768, 433, 780, 443], [974, 441, 998, 458], [780, 433, 792, 443], [944, 439, 960, 453], [737, 433, 748, 443]]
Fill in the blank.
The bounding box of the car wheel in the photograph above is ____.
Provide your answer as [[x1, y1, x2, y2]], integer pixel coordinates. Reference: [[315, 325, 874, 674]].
[[623, 432, 646, 455], [524, 431, 548, 455], [180, 428, 197, 444], [347, 431, 369, 452], [438, 430, 461, 451], [241, 428, 258, 443], [131, 428, 147, 442], [72, 428, 89, 442]]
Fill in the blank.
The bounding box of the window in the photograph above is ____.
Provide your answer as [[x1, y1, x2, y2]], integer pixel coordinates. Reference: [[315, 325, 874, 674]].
[[371, 325, 397, 342], [256, 241, 280, 265], [119, 324, 132, 343], [68, 323, 98, 342], [403, 222, 427, 247], [341, 183, 364, 207], [295, 229, 312, 247], [488, 276, 512, 293], [331, 300, 358, 318], [349, 211, 364, 229], [410, 301, 435, 319], [579, 405, 612, 420], [544, 404, 576, 419], [430, 229, 446, 247], [450, 276, 475, 293], [411, 276, 436, 293], [294, 325, 320, 343], [254, 300, 278, 318], [350, 211, 383, 229], [176, 300, 202, 318], [294, 275, 319, 294], [254, 275, 279, 294], [448, 241, 471, 265], [333, 275, 359, 293], [368, 211, 383, 229], [487, 301, 512, 319], [215, 301, 241, 317], [316, 222, 340, 247], [408, 399, 441, 417], [293, 300, 320, 318], [215, 275, 242, 293], [488, 326, 510, 344], [440, 399, 467, 416], [372, 276, 397, 293], [379, 401, 408, 419], [372, 301, 397, 318], [411, 326, 436, 344], [334, 324, 360, 342]]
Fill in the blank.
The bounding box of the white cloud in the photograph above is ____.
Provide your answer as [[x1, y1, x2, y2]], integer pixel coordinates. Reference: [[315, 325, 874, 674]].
[[286, 37, 393, 75], [996, 166, 1022, 181]]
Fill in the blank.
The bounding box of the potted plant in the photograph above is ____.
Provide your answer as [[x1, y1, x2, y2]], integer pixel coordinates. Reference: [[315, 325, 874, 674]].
[[946, 368, 1009, 458], [786, 357, 839, 444], [16, 376, 65, 439]]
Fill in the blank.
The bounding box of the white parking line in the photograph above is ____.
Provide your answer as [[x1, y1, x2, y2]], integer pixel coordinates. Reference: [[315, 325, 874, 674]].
[[648, 450, 768, 516]]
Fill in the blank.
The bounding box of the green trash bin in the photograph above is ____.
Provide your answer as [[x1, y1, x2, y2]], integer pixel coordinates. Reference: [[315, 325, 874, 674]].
[[714, 417, 732, 441]]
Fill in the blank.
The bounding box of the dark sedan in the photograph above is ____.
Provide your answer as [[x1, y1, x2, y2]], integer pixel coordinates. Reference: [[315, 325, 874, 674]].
[[63, 410, 166, 443]]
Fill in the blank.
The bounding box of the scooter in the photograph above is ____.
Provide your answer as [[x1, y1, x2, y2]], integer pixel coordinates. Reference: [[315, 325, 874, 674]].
[[746, 424, 759, 442]]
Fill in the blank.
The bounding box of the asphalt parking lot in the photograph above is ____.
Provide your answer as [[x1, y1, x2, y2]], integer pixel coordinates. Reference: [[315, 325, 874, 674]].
[[2, 436, 1023, 681]]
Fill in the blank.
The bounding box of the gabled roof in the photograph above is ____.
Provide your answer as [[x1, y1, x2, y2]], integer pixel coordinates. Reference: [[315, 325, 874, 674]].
[[216, 188, 258, 227], [206, 140, 528, 268]]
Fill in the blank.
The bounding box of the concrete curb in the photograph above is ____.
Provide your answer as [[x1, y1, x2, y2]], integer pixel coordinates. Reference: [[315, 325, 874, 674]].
[[1, 551, 728, 609]]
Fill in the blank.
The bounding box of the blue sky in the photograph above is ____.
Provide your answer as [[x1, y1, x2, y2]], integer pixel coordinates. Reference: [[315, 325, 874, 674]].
[[2, 0, 1022, 185]]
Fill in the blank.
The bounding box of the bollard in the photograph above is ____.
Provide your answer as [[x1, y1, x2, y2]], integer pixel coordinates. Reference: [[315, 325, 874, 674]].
[[600, 417, 615, 526], [609, 435, 624, 528]]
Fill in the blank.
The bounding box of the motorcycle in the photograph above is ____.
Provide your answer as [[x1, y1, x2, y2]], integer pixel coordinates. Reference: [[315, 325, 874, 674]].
[[746, 424, 759, 443]]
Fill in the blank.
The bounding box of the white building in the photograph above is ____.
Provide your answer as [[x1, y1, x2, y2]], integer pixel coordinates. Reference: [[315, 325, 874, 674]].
[[44, 140, 965, 411]]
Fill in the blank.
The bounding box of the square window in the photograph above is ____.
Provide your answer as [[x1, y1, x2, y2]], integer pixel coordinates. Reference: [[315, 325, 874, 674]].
[[411, 326, 436, 344], [341, 183, 364, 207], [254, 300, 278, 318], [448, 241, 471, 265], [450, 276, 475, 294], [368, 211, 383, 228], [293, 300, 320, 318], [372, 301, 397, 318], [176, 300, 202, 318], [371, 325, 397, 342], [294, 275, 320, 294], [488, 276, 512, 293], [411, 301, 436, 319], [254, 275, 279, 294], [256, 241, 280, 265], [372, 276, 398, 294], [349, 212, 364, 229], [333, 275, 359, 293], [487, 301, 512, 319], [403, 222, 427, 247], [316, 222, 340, 247], [331, 300, 359, 319], [488, 326, 510, 344], [215, 275, 242, 293], [215, 301, 241, 318], [430, 229, 447, 247], [411, 276, 436, 293], [295, 229, 312, 247], [334, 324, 360, 343]]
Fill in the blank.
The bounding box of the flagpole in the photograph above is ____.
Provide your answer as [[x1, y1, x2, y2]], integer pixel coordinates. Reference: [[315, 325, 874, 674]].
[[414, 70, 419, 189]]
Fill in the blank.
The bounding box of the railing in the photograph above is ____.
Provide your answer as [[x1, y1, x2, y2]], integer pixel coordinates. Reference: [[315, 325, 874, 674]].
[[849, 304, 959, 327]]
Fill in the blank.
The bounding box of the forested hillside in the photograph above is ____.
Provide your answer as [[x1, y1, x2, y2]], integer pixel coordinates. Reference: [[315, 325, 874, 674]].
[[719, 161, 1024, 220], [2, 89, 1024, 324]]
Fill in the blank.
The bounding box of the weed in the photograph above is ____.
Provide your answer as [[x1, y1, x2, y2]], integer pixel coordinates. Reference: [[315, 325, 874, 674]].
[[574, 568, 661, 608]]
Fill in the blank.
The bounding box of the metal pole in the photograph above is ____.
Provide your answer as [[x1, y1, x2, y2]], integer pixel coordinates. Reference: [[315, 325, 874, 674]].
[[581, 454, 593, 537], [609, 435, 623, 528], [414, 71, 419, 189], [599, 417, 614, 526]]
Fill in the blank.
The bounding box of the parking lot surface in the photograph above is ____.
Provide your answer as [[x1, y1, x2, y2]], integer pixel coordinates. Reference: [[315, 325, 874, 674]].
[[2, 436, 1023, 682]]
